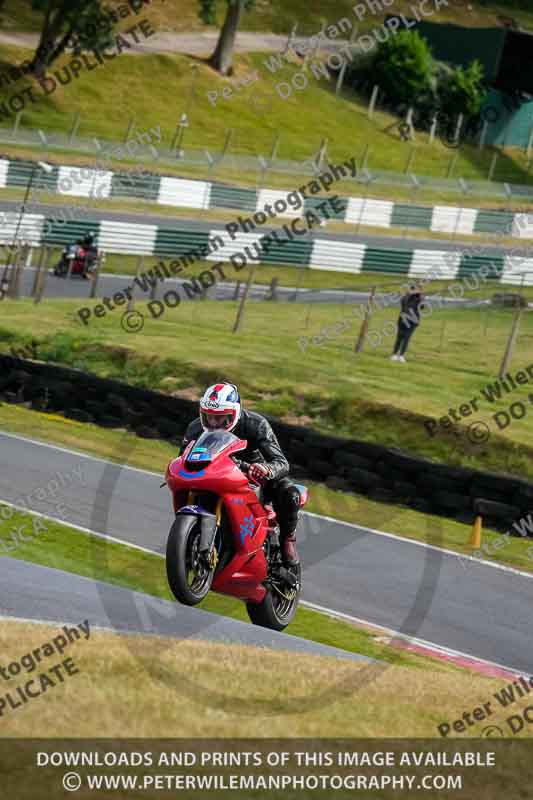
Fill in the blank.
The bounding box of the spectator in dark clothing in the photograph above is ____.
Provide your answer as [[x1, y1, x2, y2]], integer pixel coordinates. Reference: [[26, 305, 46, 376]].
[[391, 285, 424, 362]]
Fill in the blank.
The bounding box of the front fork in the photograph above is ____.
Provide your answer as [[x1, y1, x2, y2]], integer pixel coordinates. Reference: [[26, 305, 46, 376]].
[[188, 493, 223, 571]]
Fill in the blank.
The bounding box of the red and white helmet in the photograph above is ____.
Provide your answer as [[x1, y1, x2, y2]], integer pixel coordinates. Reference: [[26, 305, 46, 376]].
[[199, 383, 241, 432]]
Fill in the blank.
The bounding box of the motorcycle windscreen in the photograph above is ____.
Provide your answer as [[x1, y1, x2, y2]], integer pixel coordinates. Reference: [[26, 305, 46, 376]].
[[186, 430, 239, 465]]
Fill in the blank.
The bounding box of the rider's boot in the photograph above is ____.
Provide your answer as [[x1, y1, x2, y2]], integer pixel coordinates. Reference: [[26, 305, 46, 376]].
[[272, 481, 301, 567], [280, 531, 300, 567]]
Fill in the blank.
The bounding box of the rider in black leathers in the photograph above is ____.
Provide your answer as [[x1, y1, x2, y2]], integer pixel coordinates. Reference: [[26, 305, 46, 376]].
[[181, 390, 301, 567]]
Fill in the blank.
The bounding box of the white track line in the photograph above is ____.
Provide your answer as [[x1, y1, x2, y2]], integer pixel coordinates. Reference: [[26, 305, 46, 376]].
[[0, 429, 163, 477], [0, 613, 186, 643], [301, 600, 527, 677], [305, 510, 533, 580], [0, 500, 526, 678], [0, 499, 159, 556], [2, 429, 533, 580]]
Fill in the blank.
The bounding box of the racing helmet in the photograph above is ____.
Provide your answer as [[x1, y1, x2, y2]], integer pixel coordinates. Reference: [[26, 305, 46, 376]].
[[199, 383, 241, 432]]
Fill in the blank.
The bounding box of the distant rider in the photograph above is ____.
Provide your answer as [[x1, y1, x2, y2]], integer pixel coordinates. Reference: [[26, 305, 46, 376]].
[[81, 231, 98, 276], [180, 383, 301, 567]]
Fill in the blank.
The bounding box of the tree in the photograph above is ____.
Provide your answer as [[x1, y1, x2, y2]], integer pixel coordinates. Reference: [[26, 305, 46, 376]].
[[372, 30, 434, 106], [438, 60, 487, 118], [198, 0, 255, 75], [29, 0, 114, 79]]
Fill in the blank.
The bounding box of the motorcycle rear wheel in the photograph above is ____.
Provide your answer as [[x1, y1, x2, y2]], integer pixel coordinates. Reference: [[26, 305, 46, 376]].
[[166, 515, 214, 605], [246, 565, 301, 631]]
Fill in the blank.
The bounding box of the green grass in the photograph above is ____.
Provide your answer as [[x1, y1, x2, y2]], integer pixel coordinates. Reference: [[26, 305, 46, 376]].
[[5, 0, 533, 37], [1, 295, 533, 482], [0, 503, 456, 671], [0, 39, 532, 192], [2, 399, 533, 571]]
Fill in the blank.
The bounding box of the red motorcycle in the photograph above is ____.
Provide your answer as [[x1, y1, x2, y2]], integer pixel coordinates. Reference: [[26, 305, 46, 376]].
[[164, 429, 308, 631], [53, 243, 97, 278]]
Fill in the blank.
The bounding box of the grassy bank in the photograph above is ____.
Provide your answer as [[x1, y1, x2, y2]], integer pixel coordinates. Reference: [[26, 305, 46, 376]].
[[0, 509, 529, 743], [5, 0, 533, 38], [0, 41, 531, 192], [1, 297, 532, 478], [3, 617, 528, 744]]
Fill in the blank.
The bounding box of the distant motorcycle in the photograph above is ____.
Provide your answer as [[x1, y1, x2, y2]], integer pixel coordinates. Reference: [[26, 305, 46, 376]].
[[53, 242, 97, 279], [164, 429, 307, 631]]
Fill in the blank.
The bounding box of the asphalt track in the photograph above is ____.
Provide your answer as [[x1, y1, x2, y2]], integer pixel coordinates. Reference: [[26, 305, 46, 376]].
[[0, 198, 508, 306], [0, 199, 519, 260], [1, 431, 533, 675], [14, 266, 486, 309], [0, 558, 368, 662]]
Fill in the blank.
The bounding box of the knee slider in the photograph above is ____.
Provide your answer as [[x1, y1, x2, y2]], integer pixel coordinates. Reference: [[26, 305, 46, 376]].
[[285, 486, 301, 512]]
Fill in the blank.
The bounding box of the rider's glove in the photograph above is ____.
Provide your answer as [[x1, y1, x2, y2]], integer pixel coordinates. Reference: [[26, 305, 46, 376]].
[[248, 463, 273, 485]]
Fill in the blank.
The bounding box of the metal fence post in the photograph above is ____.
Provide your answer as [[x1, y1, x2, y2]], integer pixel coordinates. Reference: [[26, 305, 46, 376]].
[[404, 147, 416, 174], [355, 174, 372, 235], [266, 277, 279, 301], [282, 23, 298, 56], [488, 151, 499, 181], [498, 300, 523, 378], [304, 295, 314, 329], [368, 86, 379, 119], [452, 179, 468, 241], [34, 247, 51, 304], [270, 131, 280, 163], [446, 152, 458, 178], [479, 120, 488, 150], [292, 267, 306, 302], [90, 251, 104, 299], [232, 263, 257, 333], [127, 255, 144, 311], [11, 245, 26, 299], [405, 108, 416, 141], [526, 124, 533, 162], [438, 319, 446, 352], [336, 27, 358, 96], [31, 247, 46, 297], [12, 112, 22, 140], [429, 114, 438, 144], [150, 258, 158, 302], [69, 112, 81, 145], [123, 117, 136, 144], [361, 143, 370, 172], [355, 286, 376, 353], [403, 175, 419, 238], [221, 129, 234, 161], [454, 113, 464, 145]]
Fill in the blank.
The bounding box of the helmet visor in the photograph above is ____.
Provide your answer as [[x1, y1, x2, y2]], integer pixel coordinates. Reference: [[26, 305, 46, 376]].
[[200, 409, 235, 430]]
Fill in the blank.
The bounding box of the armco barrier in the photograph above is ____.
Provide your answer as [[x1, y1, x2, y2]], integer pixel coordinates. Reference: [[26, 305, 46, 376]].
[[0, 355, 531, 532], [1, 216, 533, 286], [1, 157, 533, 240]]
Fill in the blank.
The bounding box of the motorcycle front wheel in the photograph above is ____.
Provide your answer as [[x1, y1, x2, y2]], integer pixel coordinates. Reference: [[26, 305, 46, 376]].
[[246, 564, 301, 631], [166, 515, 214, 605]]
